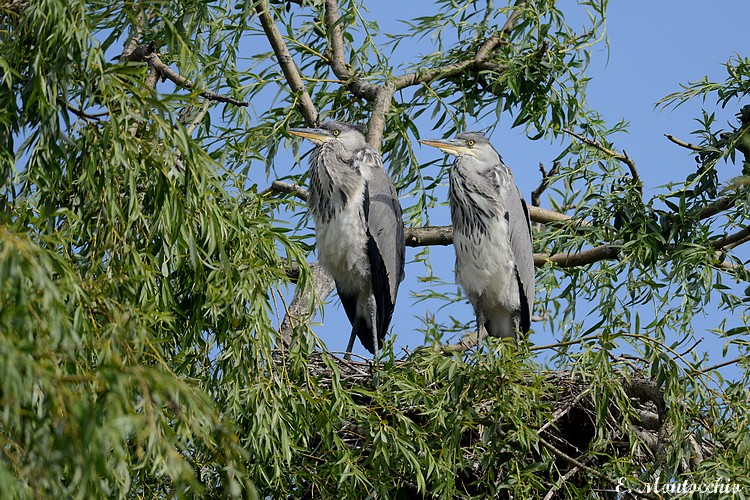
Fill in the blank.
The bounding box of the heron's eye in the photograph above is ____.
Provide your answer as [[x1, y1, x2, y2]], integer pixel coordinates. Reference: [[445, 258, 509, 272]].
[[467, 139, 475, 147], [332, 129, 340, 137]]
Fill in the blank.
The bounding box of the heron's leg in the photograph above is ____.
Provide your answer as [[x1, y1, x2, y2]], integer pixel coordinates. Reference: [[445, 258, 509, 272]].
[[367, 293, 379, 362], [472, 297, 489, 352], [344, 324, 358, 361], [476, 310, 488, 340]]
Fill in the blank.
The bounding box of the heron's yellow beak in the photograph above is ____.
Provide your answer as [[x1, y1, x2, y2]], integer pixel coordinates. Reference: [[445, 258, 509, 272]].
[[289, 128, 333, 145], [418, 138, 474, 157]]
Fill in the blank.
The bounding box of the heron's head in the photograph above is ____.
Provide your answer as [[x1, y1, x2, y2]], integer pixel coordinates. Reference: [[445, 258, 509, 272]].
[[289, 121, 367, 150], [419, 132, 501, 165]]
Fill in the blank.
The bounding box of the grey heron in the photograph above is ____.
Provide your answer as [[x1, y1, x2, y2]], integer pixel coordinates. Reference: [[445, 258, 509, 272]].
[[419, 132, 534, 341], [289, 122, 405, 358]]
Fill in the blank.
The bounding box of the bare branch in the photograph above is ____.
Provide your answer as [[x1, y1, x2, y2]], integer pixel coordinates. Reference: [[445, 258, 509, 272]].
[[563, 128, 641, 189], [261, 180, 309, 201], [255, 0, 318, 123], [323, 0, 379, 101], [665, 133, 703, 152], [65, 102, 106, 122], [531, 161, 559, 207], [404, 226, 453, 247]]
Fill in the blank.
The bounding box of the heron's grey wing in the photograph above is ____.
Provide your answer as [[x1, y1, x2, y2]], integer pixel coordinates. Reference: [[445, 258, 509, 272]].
[[360, 154, 405, 350], [490, 165, 534, 332]]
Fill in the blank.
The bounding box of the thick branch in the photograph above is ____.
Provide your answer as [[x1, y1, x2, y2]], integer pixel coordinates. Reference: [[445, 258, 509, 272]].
[[711, 225, 750, 250], [323, 0, 379, 101], [698, 194, 737, 220], [120, 9, 145, 61], [255, 0, 318, 124], [263, 180, 615, 268], [534, 243, 620, 268], [279, 262, 335, 346], [125, 43, 248, 107]]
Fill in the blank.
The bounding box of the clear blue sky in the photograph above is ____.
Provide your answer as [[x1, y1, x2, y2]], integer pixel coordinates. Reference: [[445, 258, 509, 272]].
[[273, 1, 749, 365]]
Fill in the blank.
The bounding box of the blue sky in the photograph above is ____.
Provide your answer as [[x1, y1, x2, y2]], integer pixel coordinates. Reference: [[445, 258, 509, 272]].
[[273, 1, 750, 367]]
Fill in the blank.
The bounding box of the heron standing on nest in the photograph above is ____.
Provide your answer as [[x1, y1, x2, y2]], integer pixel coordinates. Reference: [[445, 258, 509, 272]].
[[420, 132, 534, 342], [289, 121, 405, 359]]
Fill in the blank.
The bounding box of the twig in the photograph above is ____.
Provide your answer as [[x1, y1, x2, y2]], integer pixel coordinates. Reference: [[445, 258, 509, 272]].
[[683, 357, 743, 378], [438, 329, 489, 354], [537, 436, 657, 498], [529, 334, 601, 352], [542, 463, 581, 500], [65, 103, 106, 121], [531, 161, 559, 207], [255, 0, 317, 123], [676, 337, 703, 358], [664, 133, 703, 152], [563, 128, 641, 190]]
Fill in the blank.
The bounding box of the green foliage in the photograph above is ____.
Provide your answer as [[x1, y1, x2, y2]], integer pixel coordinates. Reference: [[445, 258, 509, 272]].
[[0, 0, 748, 498]]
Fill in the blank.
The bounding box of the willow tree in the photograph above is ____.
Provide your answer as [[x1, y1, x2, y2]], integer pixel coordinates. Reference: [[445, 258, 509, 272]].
[[1, 0, 748, 497]]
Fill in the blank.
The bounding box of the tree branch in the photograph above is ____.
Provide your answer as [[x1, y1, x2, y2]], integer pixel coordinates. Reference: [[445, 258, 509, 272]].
[[323, 0, 380, 101], [279, 262, 336, 346], [698, 194, 737, 220], [120, 9, 145, 61], [711, 225, 750, 250], [664, 133, 703, 152], [531, 161, 559, 207], [125, 43, 249, 107], [321, 0, 527, 148], [255, 0, 318, 124], [563, 128, 642, 190], [392, 0, 527, 91], [262, 180, 616, 268], [261, 180, 309, 201], [535, 243, 620, 268]]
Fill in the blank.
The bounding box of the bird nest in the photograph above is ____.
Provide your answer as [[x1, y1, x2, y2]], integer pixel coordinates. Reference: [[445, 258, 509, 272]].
[[270, 348, 708, 498]]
